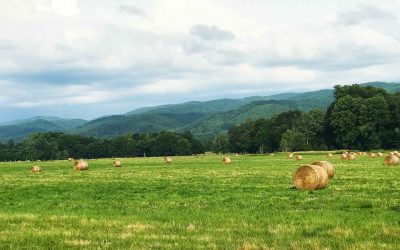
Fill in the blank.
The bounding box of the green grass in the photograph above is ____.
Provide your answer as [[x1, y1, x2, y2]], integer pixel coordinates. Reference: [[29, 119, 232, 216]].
[[1, 154, 400, 249]]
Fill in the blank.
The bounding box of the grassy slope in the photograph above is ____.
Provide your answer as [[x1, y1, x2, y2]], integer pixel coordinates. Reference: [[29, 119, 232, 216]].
[[1, 154, 399, 249]]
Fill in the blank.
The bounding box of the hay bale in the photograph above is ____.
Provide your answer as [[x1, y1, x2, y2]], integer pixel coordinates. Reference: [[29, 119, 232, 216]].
[[68, 158, 74, 161], [311, 161, 335, 179], [31, 166, 41, 173], [384, 155, 400, 166], [294, 164, 329, 190], [347, 154, 356, 161], [164, 157, 172, 164], [287, 153, 294, 159], [327, 153, 333, 158], [113, 160, 122, 167], [377, 152, 383, 157], [223, 157, 232, 164], [269, 153, 275, 156], [235, 153, 240, 157], [74, 160, 88, 171], [369, 153, 377, 158], [341, 153, 348, 160], [295, 155, 303, 161]]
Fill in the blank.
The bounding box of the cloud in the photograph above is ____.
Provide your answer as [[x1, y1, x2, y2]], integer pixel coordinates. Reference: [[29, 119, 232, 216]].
[[190, 24, 235, 41], [338, 5, 397, 26], [119, 4, 146, 17], [1, 0, 400, 122]]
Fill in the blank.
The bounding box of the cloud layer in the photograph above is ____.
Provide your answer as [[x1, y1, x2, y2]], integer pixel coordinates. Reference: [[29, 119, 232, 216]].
[[1, 0, 400, 121]]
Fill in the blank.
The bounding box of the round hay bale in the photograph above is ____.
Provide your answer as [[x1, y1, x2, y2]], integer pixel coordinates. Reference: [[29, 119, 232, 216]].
[[287, 153, 294, 159], [327, 153, 333, 158], [377, 152, 383, 157], [295, 155, 303, 161], [31, 166, 41, 173], [311, 161, 335, 179], [369, 153, 377, 158], [74, 160, 88, 171], [68, 158, 74, 161], [164, 157, 172, 164], [235, 153, 239, 157], [223, 157, 232, 164], [347, 154, 356, 161], [384, 155, 400, 166], [294, 164, 329, 190], [341, 153, 348, 160], [113, 160, 122, 167]]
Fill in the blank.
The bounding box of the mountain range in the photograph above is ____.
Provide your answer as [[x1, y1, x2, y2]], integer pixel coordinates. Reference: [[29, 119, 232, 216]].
[[1, 82, 399, 142]]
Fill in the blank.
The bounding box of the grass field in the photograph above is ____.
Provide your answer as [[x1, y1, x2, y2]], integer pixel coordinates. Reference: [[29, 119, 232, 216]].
[[1, 153, 400, 249]]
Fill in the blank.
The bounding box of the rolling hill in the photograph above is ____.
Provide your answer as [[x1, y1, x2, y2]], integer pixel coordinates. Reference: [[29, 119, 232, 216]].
[[1, 82, 399, 141]]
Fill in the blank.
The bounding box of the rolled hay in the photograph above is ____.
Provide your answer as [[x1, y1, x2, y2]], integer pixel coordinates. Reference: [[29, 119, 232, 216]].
[[369, 153, 377, 158], [341, 153, 348, 160], [68, 158, 74, 161], [235, 153, 240, 157], [295, 155, 303, 161], [287, 153, 294, 159], [327, 153, 333, 158], [384, 155, 400, 166], [31, 166, 41, 173], [113, 160, 122, 167], [294, 164, 329, 190], [74, 160, 88, 171], [311, 161, 335, 179], [347, 154, 356, 161], [377, 152, 383, 157], [164, 157, 172, 164], [223, 157, 232, 164]]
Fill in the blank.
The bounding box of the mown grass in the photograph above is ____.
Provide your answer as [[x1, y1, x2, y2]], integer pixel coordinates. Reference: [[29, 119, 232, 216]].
[[0, 153, 399, 249]]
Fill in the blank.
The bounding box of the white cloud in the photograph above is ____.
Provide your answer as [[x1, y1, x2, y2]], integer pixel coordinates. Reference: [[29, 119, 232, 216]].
[[1, 0, 400, 121]]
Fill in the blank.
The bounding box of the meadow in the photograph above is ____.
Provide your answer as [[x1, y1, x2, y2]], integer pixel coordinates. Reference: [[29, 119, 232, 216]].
[[0, 153, 399, 249]]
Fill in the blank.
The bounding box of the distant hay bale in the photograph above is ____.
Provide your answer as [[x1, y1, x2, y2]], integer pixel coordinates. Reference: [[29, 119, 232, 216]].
[[343, 151, 348, 155], [223, 157, 232, 164], [113, 160, 122, 167], [341, 153, 348, 160], [31, 166, 41, 173], [164, 157, 172, 164], [294, 164, 329, 190], [347, 154, 356, 161], [311, 161, 335, 179], [295, 155, 303, 161], [384, 155, 400, 166], [235, 153, 239, 157], [377, 152, 383, 157], [369, 153, 377, 158], [269, 153, 275, 156], [68, 158, 74, 162], [74, 160, 88, 171], [287, 153, 294, 159], [327, 153, 333, 158]]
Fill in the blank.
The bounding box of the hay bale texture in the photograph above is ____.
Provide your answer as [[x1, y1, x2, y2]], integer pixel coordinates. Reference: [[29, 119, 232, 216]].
[[287, 153, 294, 159], [31, 166, 41, 173], [164, 157, 172, 164], [113, 160, 122, 167], [295, 155, 303, 161], [223, 157, 232, 164], [74, 160, 88, 171], [384, 155, 400, 166], [311, 161, 335, 179], [294, 164, 329, 190], [327, 153, 333, 158]]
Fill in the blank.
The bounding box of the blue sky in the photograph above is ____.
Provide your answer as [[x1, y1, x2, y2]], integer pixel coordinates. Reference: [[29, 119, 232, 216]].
[[1, 0, 400, 122]]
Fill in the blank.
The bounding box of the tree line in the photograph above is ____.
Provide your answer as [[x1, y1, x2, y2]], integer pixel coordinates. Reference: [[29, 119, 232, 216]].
[[0, 131, 205, 161], [212, 85, 400, 153], [1, 85, 399, 161]]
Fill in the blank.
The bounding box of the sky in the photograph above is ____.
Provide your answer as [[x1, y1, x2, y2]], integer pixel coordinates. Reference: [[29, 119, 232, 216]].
[[1, 0, 400, 122]]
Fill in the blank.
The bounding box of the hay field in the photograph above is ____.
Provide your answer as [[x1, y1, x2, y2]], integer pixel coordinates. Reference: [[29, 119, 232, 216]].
[[1, 153, 400, 249]]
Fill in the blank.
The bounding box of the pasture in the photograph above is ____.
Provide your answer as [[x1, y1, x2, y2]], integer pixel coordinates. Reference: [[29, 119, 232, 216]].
[[0, 153, 399, 249]]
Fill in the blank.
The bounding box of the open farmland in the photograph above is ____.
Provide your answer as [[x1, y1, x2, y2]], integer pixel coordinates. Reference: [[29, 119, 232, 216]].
[[1, 153, 400, 249]]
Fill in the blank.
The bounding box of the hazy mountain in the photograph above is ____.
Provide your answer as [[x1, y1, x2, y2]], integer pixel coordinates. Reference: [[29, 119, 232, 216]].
[[1, 82, 399, 141]]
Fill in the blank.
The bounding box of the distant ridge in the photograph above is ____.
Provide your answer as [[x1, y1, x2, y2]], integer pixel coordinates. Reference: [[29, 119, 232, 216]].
[[1, 82, 399, 141]]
